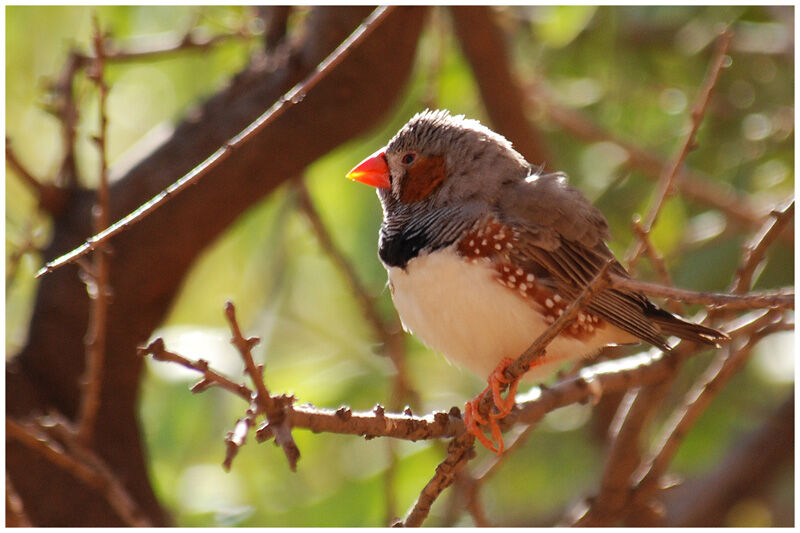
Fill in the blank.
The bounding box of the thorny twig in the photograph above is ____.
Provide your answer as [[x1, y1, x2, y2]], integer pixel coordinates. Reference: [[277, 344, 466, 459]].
[[224, 301, 300, 471], [36, 6, 397, 278], [140, 302, 785, 449], [138, 337, 251, 401], [627, 29, 733, 269], [224, 403, 258, 471], [77, 17, 111, 446]]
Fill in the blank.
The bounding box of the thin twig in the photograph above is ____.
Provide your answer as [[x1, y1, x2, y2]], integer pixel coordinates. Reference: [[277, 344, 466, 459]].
[[224, 301, 300, 471], [630, 215, 683, 314], [223, 403, 258, 471], [36, 6, 397, 278], [627, 29, 733, 269], [138, 337, 252, 400], [401, 432, 476, 527], [609, 276, 793, 310], [731, 200, 794, 293], [571, 384, 669, 526], [77, 16, 111, 446], [47, 51, 82, 188], [492, 259, 613, 404], [78, 26, 255, 64], [528, 88, 782, 242]]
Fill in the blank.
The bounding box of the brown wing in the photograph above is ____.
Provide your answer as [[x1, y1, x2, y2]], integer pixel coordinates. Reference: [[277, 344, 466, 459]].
[[495, 173, 674, 350]]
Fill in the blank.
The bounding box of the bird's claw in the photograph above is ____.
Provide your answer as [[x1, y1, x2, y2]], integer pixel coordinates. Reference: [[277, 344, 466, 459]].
[[463, 357, 522, 455]]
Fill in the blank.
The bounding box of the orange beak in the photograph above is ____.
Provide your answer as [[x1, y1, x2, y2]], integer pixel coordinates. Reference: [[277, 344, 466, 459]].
[[346, 149, 390, 189]]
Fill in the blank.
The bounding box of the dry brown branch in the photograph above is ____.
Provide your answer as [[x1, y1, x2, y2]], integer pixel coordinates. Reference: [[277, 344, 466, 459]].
[[224, 301, 300, 471], [571, 383, 670, 526], [294, 177, 417, 522], [140, 299, 784, 462], [6, 418, 150, 527], [571, 307, 790, 525], [77, 17, 111, 446], [401, 432, 476, 527], [450, 6, 551, 167], [627, 28, 733, 269], [610, 276, 793, 310], [223, 403, 258, 471], [36, 6, 397, 278], [732, 200, 794, 294], [138, 337, 252, 400]]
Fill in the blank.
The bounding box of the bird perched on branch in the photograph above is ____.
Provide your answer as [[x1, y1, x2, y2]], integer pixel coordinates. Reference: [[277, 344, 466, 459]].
[[347, 109, 726, 453]]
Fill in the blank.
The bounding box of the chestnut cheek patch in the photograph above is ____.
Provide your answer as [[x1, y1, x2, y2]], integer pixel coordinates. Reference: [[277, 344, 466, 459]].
[[400, 155, 446, 203]]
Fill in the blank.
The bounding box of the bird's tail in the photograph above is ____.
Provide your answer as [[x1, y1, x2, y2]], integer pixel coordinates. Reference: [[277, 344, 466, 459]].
[[646, 306, 729, 347]]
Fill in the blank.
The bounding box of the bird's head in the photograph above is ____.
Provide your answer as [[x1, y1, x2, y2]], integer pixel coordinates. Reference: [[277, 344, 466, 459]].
[[347, 109, 530, 212]]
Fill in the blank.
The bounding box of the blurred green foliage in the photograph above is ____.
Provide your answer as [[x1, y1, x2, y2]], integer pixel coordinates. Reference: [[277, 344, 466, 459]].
[[6, 5, 793, 526]]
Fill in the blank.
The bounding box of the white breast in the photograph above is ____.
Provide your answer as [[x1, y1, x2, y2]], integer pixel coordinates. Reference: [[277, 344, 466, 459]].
[[387, 248, 624, 380]]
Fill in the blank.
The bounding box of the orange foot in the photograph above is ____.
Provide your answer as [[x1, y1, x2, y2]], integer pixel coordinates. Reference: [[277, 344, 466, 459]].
[[463, 357, 522, 455]]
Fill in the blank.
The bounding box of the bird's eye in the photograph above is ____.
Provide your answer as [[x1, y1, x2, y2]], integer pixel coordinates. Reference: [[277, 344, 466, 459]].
[[401, 153, 416, 165]]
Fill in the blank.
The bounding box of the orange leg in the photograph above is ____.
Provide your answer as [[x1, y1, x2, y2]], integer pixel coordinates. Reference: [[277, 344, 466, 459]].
[[463, 357, 527, 455]]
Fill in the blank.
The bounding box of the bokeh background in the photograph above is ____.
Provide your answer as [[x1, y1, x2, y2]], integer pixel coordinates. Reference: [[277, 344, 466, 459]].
[[6, 5, 794, 526]]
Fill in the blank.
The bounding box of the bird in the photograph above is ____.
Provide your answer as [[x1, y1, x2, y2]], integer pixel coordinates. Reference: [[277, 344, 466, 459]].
[[346, 109, 727, 453]]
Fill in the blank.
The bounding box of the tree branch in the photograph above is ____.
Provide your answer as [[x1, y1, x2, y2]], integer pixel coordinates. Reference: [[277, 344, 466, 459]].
[[37, 6, 398, 278], [7, 417, 150, 527], [627, 28, 733, 269], [609, 276, 793, 310], [77, 17, 112, 446], [732, 200, 794, 294]]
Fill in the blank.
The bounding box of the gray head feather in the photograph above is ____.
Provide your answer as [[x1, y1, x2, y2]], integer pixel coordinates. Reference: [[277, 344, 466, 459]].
[[381, 109, 531, 208]]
